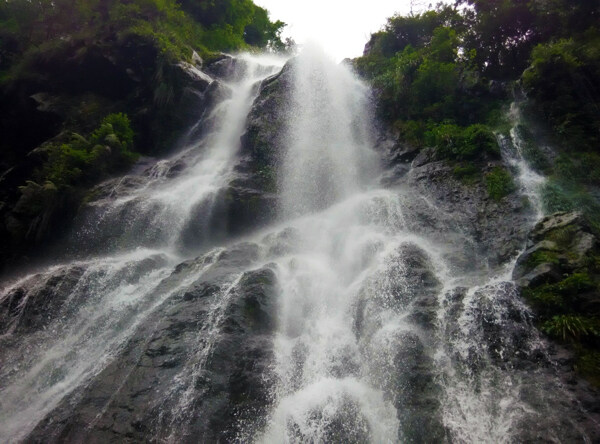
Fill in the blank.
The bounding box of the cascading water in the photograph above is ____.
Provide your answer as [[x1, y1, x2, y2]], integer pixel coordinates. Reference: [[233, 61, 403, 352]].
[[0, 47, 596, 443], [256, 48, 583, 443], [498, 101, 547, 219], [0, 54, 286, 443], [72, 54, 286, 254], [279, 44, 378, 217]]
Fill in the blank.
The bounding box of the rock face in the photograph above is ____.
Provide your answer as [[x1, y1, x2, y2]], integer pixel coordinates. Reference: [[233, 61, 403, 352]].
[[63, 58, 291, 257], [437, 281, 600, 443], [511, 211, 600, 441], [209, 59, 294, 236], [239, 60, 293, 181], [514, 212, 599, 287], [0, 265, 85, 336], [0, 42, 225, 275], [24, 242, 280, 443], [3, 55, 600, 443], [401, 153, 530, 268], [355, 243, 445, 442], [513, 211, 600, 323]]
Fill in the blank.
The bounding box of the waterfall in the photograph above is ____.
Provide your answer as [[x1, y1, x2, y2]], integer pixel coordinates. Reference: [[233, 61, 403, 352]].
[[0, 54, 286, 443], [0, 48, 595, 443], [279, 44, 379, 218], [499, 101, 547, 219], [71, 54, 286, 255]]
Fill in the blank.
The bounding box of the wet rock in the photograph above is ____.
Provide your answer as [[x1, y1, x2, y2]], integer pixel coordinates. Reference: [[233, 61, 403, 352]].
[[26, 249, 279, 443], [529, 212, 584, 245], [514, 212, 599, 285], [203, 54, 239, 80], [173, 61, 213, 91], [261, 227, 301, 257], [411, 147, 437, 168], [512, 212, 600, 430], [354, 242, 444, 442], [213, 179, 278, 237], [287, 395, 371, 443], [516, 262, 562, 288], [470, 282, 535, 369], [239, 60, 293, 178], [375, 127, 420, 172], [391, 331, 444, 443], [0, 38, 225, 273], [406, 159, 530, 268], [207, 59, 294, 235], [0, 265, 85, 335], [437, 279, 600, 442]]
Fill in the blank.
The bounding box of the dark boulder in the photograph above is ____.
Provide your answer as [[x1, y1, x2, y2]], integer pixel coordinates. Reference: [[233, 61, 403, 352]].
[[26, 244, 279, 443], [0, 265, 85, 335]]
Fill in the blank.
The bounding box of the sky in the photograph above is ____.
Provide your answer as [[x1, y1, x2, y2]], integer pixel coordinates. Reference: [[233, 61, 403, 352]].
[[254, 0, 434, 61]]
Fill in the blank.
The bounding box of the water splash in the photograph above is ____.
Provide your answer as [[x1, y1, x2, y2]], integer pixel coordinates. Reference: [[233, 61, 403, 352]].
[[280, 44, 378, 218]]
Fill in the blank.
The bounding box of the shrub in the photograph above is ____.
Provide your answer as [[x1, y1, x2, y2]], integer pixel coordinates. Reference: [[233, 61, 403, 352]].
[[522, 36, 600, 151], [542, 315, 599, 342], [541, 180, 600, 229], [525, 250, 560, 268], [556, 273, 596, 294], [91, 113, 134, 151], [38, 113, 137, 187], [427, 123, 499, 161], [523, 273, 597, 321], [452, 164, 479, 184], [485, 167, 516, 201], [522, 286, 565, 317]]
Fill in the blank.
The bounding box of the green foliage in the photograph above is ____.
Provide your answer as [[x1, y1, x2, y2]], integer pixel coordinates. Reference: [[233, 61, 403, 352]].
[[523, 273, 596, 319], [485, 167, 516, 201], [522, 286, 565, 317], [526, 250, 560, 268], [92, 113, 134, 150], [541, 315, 599, 342], [0, 0, 285, 75], [38, 113, 137, 187], [358, 0, 600, 388], [15, 181, 58, 216], [554, 152, 600, 187], [541, 182, 575, 214], [546, 225, 578, 249], [354, 5, 509, 164], [394, 120, 427, 149], [522, 34, 600, 152], [541, 181, 600, 232], [452, 164, 479, 185], [356, 11, 485, 125], [556, 273, 596, 294], [427, 123, 499, 161], [364, 7, 463, 58], [176, 0, 284, 50]]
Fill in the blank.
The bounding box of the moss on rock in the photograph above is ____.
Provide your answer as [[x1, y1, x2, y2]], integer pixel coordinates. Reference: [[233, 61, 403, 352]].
[[514, 212, 600, 385]]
